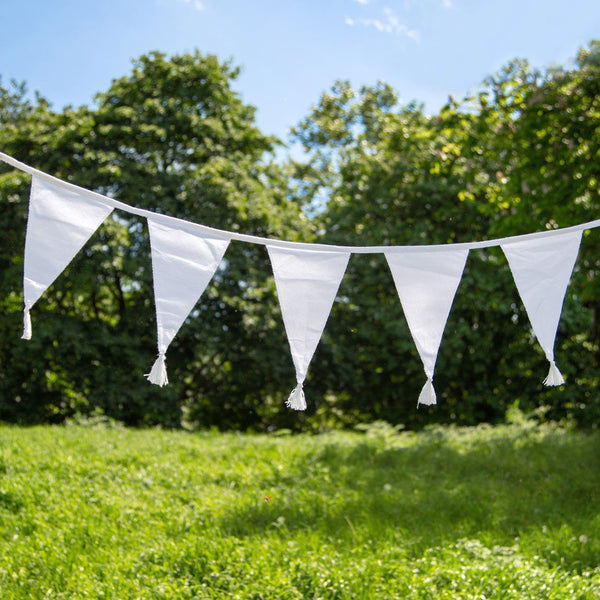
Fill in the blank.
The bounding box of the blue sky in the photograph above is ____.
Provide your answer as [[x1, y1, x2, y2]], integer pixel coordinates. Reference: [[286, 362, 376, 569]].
[[1, 0, 599, 141]]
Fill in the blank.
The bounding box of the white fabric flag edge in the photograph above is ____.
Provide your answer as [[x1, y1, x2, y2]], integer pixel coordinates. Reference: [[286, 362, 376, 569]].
[[22, 176, 114, 339], [385, 248, 469, 407], [501, 230, 583, 386], [267, 246, 350, 410], [146, 218, 230, 386]]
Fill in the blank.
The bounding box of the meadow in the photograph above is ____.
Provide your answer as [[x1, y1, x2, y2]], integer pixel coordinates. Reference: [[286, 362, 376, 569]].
[[0, 416, 599, 599]]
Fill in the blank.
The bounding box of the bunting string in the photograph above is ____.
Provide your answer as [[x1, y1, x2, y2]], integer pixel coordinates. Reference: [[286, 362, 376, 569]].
[[0, 151, 596, 410], [3, 151, 600, 253]]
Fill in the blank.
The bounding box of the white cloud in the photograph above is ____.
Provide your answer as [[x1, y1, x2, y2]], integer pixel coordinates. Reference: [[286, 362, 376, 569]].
[[402, 0, 453, 10], [182, 0, 205, 10], [345, 7, 419, 40], [355, 0, 370, 4]]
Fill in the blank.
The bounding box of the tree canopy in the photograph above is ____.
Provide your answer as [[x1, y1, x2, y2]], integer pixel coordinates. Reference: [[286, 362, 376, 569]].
[[1, 43, 599, 430], [0, 51, 311, 428]]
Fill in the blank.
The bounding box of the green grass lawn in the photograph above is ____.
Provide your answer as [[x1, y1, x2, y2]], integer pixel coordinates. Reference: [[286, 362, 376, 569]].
[[0, 418, 599, 599]]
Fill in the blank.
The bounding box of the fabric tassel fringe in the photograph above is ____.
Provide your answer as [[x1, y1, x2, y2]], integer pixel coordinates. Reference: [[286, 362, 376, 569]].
[[286, 383, 306, 411], [543, 360, 565, 386], [21, 307, 32, 340], [146, 352, 169, 387], [417, 377, 437, 407]]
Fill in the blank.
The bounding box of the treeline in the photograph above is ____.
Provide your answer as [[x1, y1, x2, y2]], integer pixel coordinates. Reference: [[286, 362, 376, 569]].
[[0, 43, 599, 430]]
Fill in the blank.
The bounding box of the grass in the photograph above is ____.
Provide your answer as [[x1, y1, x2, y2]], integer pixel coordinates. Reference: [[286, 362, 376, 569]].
[[0, 418, 599, 598]]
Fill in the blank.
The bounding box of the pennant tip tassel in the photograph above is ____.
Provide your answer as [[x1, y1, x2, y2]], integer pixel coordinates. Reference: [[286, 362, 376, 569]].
[[286, 384, 306, 411], [417, 378, 437, 408], [146, 353, 169, 387], [21, 308, 32, 340], [543, 360, 565, 387]]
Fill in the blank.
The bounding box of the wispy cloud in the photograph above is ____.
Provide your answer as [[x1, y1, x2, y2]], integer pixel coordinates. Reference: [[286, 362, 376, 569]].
[[355, 0, 370, 4], [182, 0, 205, 11], [402, 0, 454, 9], [345, 7, 419, 41]]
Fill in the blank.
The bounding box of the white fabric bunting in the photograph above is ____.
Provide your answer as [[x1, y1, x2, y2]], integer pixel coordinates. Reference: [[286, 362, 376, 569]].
[[267, 246, 350, 410], [22, 176, 114, 339], [4, 154, 600, 411], [146, 218, 230, 386], [385, 249, 469, 406], [502, 230, 583, 386]]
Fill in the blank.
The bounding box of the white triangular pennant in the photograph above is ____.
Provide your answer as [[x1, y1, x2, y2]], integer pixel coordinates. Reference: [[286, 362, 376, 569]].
[[22, 176, 114, 339], [502, 230, 582, 385], [146, 218, 230, 386], [267, 246, 350, 410], [385, 248, 469, 406]]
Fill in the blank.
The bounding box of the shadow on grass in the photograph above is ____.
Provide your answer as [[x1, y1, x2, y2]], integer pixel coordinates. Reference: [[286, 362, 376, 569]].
[[218, 425, 600, 571]]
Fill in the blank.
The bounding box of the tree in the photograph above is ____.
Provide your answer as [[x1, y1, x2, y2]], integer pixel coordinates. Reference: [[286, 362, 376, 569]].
[[2, 44, 598, 430], [0, 52, 311, 428], [288, 41, 600, 426], [459, 41, 600, 424], [288, 82, 506, 427]]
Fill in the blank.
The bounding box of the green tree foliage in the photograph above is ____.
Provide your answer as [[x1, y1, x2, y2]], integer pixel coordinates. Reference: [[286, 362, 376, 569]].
[[1, 43, 599, 430], [289, 41, 600, 427], [0, 52, 311, 428], [461, 41, 600, 423], [289, 82, 514, 427]]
